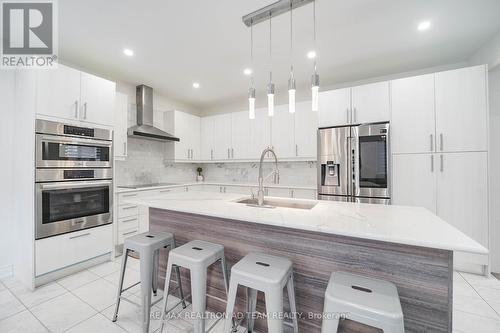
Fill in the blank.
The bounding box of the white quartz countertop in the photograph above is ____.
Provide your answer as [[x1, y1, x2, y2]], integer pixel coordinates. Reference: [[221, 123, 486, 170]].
[[124, 191, 488, 255], [115, 182, 316, 193]]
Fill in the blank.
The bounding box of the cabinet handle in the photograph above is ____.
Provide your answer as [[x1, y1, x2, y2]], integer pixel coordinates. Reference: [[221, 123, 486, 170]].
[[227, 148, 230, 159], [121, 218, 137, 223], [122, 230, 138, 236], [224, 187, 226, 193], [122, 205, 137, 210], [159, 189, 171, 193], [74, 100, 79, 118], [70, 233, 90, 240], [431, 155, 434, 172], [211, 149, 213, 160], [123, 142, 127, 155], [430, 134, 434, 152], [440, 154, 444, 172], [295, 144, 298, 157], [231, 148, 234, 159], [290, 189, 294, 198], [346, 108, 350, 123], [439, 133, 443, 151], [83, 102, 87, 119], [187, 149, 190, 159], [122, 193, 137, 198], [353, 107, 357, 123]]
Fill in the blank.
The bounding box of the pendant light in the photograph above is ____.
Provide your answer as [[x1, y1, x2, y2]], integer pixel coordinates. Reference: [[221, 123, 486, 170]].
[[311, 0, 319, 112], [288, 0, 296, 114], [267, 12, 275, 117], [248, 19, 256, 120]]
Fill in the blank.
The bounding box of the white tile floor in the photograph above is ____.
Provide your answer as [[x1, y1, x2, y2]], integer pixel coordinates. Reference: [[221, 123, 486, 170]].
[[0, 257, 499, 333]]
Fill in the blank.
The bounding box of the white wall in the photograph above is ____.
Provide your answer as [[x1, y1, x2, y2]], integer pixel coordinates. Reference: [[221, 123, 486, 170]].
[[0, 71, 15, 278], [489, 69, 500, 273]]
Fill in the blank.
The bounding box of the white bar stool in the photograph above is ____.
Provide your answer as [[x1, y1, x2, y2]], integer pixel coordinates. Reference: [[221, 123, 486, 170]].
[[112, 231, 186, 333], [321, 271, 404, 333], [224, 252, 299, 333], [159, 240, 229, 333]]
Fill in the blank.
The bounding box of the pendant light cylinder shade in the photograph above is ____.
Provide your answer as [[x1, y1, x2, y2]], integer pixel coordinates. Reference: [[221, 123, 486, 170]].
[[248, 87, 256, 119], [311, 72, 319, 112], [267, 82, 275, 117], [288, 77, 296, 114]]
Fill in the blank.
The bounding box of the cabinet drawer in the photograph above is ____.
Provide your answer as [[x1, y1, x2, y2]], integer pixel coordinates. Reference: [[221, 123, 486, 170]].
[[118, 227, 140, 245], [117, 192, 139, 205], [118, 204, 139, 218], [118, 216, 139, 232], [35, 224, 112, 276]]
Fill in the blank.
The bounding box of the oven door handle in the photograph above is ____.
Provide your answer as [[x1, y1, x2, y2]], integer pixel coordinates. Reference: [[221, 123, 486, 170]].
[[37, 134, 112, 147], [40, 180, 112, 190]]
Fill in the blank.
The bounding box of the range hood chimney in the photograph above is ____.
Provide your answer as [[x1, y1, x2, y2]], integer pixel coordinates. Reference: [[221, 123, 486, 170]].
[[127, 85, 180, 142]]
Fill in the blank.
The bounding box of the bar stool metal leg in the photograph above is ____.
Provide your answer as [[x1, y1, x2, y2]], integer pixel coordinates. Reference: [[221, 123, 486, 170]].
[[191, 266, 208, 333], [174, 265, 187, 308], [224, 279, 239, 333], [286, 274, 299, 333], [140, 252, 154, 333], [246, 288, 258, 333], [112, 249, 129, 322], [159, 262, 173, 333], [152, 250, 159, 296], [265, 288, 284, 333]]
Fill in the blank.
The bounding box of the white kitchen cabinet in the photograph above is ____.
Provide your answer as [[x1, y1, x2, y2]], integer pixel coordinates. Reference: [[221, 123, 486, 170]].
[[36, 64, 116, 127], [200, 116, 215, 160], [436, 152, 489, 246], [351, 81, 390, 124], [80, 72, 115, 126], [267, 187, 290, 197], [291, 189, 317, 200], [271, 104, 295, 158], [249, 107, 272, 159], [35, 224, 112, 276], [318, 88, 351, 127], [294, 101, 318, 159], [214, 114, 232, 160], [36, 65, 82, 121], [231, 111, 251, 159], [168, 110, 201, 161], [114, 92, 128, 159], [435, 65, 488, 152], [392, 153, 437, 213], [391, 74, 436, 154]]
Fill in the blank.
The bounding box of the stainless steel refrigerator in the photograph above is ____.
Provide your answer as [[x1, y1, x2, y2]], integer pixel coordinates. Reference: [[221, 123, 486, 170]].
[[317, 122, 391, 204]]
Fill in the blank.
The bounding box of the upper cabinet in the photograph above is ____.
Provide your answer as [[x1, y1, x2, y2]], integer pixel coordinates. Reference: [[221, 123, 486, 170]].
[[249, 107, 272, 159], [390, 65, 488, 154], [318, 81, 390, 127], [200, 116, 215, 160], [294, 101, 318, 159], [36, 64, 116, 127], [351, 81, 390, 124], [167, 110, 201, 161], [114, 92, 128, 159], [435, 65, 488, 152], [318, 88, 350, 127], [231, 111, 251, 160], [213, 114, 232, 160], [271, 104, 295, 158], [391, 74, 436, 154]]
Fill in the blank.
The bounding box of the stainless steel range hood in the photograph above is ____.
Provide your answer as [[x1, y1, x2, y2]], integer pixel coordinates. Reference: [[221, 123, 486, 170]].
[[127, 85, 180, 142]]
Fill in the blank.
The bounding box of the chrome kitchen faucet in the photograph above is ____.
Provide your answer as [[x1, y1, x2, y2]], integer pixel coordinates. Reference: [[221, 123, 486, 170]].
[[257, 146, 280, 206]]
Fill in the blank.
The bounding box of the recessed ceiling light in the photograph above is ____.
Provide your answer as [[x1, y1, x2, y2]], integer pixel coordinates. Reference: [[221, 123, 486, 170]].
[[307, 50, 316, 59], [123, 48, 134, 56], [243, 68, 253, 76], [192, 82, 200, 89], [417, 21, 431, 31]]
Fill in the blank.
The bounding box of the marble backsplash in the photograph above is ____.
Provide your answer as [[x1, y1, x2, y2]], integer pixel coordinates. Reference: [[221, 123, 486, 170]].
[[115, 138, 317, 187]]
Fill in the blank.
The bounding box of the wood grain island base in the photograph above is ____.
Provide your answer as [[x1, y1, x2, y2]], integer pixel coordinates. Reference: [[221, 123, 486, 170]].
[[150, 208, 453, 333]]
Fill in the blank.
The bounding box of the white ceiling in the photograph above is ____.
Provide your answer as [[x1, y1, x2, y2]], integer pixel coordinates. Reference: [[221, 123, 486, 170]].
[[59, 0, 500, 110]]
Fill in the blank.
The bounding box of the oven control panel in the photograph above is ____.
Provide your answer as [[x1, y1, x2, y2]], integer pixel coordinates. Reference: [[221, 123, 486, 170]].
[[64, 125, 95, 137]]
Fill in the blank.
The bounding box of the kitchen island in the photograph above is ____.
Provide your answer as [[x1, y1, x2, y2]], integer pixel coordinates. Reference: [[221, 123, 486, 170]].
[[125, 191, 487, 333]]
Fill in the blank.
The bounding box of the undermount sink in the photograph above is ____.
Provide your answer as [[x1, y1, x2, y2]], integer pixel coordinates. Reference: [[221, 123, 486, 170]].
[[236, 197, 318, 210]]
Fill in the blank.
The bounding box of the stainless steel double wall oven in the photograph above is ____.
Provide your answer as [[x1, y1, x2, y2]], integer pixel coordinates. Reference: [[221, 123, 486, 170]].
[[318, 122, 391, 204], [35, 120, 113, 239]]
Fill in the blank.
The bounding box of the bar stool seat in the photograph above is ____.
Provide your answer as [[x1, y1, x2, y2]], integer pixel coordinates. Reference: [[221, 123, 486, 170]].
[[321, 271, 404, 333], [224, 252, 299, 333], [112, 231, 185, 333], [160, 240, 229, 333]]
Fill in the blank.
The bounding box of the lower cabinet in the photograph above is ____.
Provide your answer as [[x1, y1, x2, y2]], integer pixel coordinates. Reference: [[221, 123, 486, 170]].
[[392, 151, 489, 250], [35, 224, 112, 276]]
